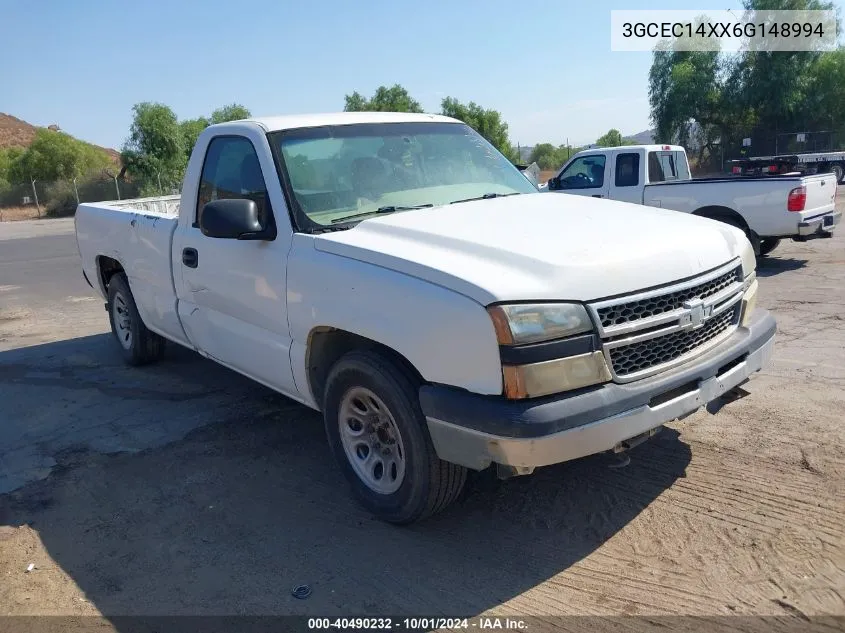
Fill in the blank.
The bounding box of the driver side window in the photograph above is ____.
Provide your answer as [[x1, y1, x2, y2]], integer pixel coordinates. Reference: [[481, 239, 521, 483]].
[[196, 136, 272, 227], [558, 155, 606, 189]]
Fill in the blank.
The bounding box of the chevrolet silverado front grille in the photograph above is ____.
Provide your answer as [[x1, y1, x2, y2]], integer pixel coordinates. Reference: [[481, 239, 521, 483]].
[[608, 305, 740, 377], [596, 267, 741, 329], [588, 259, 745, 382]]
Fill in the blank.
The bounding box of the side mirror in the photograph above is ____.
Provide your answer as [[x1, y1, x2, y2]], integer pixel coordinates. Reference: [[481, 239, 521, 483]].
[[547, 177, 559, 191], [199, 199, 276, 241]]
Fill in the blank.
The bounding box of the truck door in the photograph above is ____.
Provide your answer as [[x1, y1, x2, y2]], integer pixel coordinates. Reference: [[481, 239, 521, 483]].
[[172, 131, 297, 397], [608, 150, 644, 204], [552, 153, 610, 199]]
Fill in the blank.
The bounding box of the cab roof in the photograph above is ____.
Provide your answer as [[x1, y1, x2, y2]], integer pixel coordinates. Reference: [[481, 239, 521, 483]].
[[578, 144, 685, 153], [214, 112, 462, 133]]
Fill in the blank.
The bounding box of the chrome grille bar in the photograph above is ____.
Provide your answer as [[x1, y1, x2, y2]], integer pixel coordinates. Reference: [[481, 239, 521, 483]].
[[588, 259, 745, 383]]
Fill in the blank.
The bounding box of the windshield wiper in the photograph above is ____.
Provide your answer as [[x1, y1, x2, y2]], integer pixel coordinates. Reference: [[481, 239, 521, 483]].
[[331, 204, 433, 224], [449, 192, 521, 205]]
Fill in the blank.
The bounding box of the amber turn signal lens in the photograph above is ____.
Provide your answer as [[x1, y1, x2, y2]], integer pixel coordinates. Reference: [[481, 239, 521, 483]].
[[502, 352, 612, 399]]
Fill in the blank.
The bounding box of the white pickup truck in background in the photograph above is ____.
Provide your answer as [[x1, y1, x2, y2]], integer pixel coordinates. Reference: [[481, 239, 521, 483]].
[[546, 144, 840, 257], [75, 113, 775, 523]]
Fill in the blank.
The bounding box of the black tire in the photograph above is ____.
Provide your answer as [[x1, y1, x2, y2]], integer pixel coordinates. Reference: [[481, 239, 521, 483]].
[[832, 163, 843, 185], [323, 350, 466, 524], [758, 237, 782, 257], [106, 273, 166, 366]]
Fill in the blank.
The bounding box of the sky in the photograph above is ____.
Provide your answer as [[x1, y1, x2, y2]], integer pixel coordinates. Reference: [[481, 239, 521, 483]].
[[2, 0, 842, 151]]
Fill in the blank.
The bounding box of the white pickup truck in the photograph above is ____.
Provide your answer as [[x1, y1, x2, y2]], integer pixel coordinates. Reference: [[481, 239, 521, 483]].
[[546, 144, 840, 257], [75, 113, 775, 523]]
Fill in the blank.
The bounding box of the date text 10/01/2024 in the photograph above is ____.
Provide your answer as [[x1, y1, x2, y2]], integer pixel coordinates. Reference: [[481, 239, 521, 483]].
[[307, 617, 528, 630]]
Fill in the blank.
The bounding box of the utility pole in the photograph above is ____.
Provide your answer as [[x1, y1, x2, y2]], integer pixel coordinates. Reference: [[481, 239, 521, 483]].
[[72, 178, 80, 203], [157, 171, 163, 195], [30, 177, 41, 218], [113, 175, 121, 200]]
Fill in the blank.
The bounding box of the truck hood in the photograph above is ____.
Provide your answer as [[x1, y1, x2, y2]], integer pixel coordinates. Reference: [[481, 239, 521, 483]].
[[314, 193, 753, 305]]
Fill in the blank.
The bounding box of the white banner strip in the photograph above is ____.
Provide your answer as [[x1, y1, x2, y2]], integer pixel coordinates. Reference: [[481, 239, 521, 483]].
[[610, 9, 838, 52]]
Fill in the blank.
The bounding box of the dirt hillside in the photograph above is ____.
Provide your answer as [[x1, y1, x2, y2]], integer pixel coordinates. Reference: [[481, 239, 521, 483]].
[[0, 112, 120, 162]]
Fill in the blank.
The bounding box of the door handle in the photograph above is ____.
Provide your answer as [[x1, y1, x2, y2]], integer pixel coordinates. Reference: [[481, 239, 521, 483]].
[[182, 247, 198, 268]]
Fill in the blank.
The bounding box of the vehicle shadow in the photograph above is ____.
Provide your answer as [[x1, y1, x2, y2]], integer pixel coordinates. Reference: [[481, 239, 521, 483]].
[[0, 334, 692, 621], [756, 256, 807, 277]]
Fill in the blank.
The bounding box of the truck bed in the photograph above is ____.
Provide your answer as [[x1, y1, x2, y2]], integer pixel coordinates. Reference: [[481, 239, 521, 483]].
[[75, 195, 189, 347], [92, 194, 182, 216], [643, 173, 837, 238]]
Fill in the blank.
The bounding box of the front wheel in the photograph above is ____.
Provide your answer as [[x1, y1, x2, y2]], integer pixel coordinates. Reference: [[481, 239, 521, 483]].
[[107, 273, 166, 366], [323, 350, 466, 524]]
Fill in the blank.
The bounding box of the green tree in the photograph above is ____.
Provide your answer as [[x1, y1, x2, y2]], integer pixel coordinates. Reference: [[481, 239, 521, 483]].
[[0, 147, 24, 192], [210, 103, 251, 124], [121, 102, 186, 196], [8, 129, 110, 184], [180, 117, 210, 160], [595, 129, 635, 147], [649, 0, 842, 165], [440, 97, 517, 161], [804, 47, 845, 132], [729, 0, 837, 137], [343, 84, 424, 113], [528, 143, 559, 170], [528, 143, 578, 170], [649, 44, 725, 139], [649, 35, 747, 165]]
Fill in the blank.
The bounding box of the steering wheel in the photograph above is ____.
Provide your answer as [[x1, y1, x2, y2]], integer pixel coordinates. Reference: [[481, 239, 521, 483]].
[[572, 172, 592, 186]]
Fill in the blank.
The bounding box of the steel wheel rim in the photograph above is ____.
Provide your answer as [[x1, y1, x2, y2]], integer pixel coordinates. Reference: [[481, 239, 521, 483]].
[[112, 291, 133, 350], [338, 386, 406, 494]]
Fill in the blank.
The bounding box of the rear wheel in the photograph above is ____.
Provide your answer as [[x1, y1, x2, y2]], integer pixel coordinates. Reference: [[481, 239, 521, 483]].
[[323, 350, 466, 524], [759, 237, 782, 257], [107, 273, 166, 366], [832, 163, 843, 184]]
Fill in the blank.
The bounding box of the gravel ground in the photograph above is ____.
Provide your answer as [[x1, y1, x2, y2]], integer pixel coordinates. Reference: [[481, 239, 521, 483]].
[[0, 199, 843, 628]]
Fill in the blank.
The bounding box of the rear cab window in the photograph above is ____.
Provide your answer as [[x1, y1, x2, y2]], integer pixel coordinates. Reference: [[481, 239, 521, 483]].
[[647, 150, 690, 183], [614, 152, 640, 187]]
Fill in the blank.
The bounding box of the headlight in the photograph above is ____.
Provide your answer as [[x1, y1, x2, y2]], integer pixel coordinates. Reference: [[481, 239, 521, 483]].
[[487, 302, 610, 399], [487, 303, 593, 345]]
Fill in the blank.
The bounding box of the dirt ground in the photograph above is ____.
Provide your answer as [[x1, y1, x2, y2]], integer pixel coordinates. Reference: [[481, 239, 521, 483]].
[[0, 206, 44, 222], [0, 198, 844, 627]]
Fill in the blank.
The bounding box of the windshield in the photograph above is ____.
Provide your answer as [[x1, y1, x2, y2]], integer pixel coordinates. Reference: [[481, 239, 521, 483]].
[[269, 122, 538, 231]]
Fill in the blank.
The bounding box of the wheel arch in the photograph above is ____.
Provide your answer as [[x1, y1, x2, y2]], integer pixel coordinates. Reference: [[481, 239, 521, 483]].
[[305, 327, 425, 411], [691, 205, 750, 231], [95, 255, 126, 296]]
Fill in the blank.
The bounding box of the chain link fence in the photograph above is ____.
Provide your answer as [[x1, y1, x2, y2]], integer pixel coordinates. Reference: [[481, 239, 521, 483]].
[[0, 175, 183, 221]]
